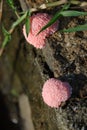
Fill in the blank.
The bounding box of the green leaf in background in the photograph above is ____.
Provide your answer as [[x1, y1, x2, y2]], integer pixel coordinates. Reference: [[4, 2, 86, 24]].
[[61, 24, 87, 32], [1, 34, 11, 49], [37, 3, 70, 35], [37, 1, 87, 35], [1, 11, 28, 53], [60, 10, 87, 17], [2, 26, 11, 48], [11, 11, 28, 29], [11, 89, 19, 97], [6, 0, 15, 10], [62, 3, 70, 10], [37, 12, 60, 35], [2, 26, 10, 36], [25, 10, 31, 36]]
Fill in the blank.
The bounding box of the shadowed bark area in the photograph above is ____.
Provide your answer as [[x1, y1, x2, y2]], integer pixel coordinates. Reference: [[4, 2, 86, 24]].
[[0, 92, 20, 130]]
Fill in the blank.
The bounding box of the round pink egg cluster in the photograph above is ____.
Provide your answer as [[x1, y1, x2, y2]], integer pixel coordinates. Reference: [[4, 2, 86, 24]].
[[23, 13, 58, 49], [42, 78, 72, 108]]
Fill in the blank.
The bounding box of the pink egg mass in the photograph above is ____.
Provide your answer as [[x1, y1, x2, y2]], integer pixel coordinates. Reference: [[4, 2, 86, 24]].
[[23, 13, 58, 49], [42, 78, 72, 108]]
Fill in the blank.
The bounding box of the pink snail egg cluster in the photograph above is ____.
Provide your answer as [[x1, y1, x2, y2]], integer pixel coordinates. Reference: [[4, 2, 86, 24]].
[[42, 78, 72, 108], [23, 13, 58, 49]]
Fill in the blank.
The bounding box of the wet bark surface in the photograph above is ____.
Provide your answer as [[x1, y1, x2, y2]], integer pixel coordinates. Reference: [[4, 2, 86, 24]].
[[0, 0, 87, 130]]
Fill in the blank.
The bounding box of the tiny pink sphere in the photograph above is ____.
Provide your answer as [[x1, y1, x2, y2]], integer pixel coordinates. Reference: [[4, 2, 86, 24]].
[[23, 13, 58, 49], [42, 78, 72, 108]]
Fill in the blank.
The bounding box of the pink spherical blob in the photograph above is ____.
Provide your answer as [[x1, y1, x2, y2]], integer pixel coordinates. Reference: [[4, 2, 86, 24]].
[[42, 78, 72, 108], [23, 13, 58, 49]]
